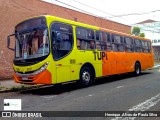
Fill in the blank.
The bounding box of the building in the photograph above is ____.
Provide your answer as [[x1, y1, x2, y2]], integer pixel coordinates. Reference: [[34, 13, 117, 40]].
[[133, 19, 160, 62], [0, 0, 131, 79]]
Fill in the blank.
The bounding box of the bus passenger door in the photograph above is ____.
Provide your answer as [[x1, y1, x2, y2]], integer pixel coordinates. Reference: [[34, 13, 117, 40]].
[[51, 22, 74, 84], [55, 59, 71, 84], [55, 50, 77, 84]]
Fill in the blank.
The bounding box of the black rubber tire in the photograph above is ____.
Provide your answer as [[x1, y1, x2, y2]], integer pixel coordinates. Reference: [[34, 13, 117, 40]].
[[79, 67, 93, 87], [135, 62, 141, 76]]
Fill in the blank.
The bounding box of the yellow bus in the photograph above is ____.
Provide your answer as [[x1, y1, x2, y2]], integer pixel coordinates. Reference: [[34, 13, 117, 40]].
[[7, 15, 154, 87]]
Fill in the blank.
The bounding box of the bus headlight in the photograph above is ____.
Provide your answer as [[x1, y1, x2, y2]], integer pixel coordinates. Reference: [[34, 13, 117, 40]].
[[32, 62, 49, 75]]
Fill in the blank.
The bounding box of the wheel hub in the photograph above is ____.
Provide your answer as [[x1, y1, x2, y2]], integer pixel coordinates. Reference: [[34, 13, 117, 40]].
[[136, 65, 140, 74], [82, 71, 90, 83]]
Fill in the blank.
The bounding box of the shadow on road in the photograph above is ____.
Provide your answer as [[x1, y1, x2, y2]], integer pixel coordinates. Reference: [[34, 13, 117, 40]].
[[20, 71, 151, 95], [94, 71, 151, 85]]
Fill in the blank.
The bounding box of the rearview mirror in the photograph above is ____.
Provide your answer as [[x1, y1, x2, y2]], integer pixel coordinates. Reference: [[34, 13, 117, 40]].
[[7, 34, 15, 51]]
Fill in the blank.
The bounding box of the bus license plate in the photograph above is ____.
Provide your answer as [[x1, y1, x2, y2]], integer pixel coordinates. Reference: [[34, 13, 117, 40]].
[[22, 76, 29, 80]]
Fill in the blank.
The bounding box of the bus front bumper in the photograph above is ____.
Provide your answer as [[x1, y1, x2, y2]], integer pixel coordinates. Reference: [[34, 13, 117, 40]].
[[13, 69, 52, 85]]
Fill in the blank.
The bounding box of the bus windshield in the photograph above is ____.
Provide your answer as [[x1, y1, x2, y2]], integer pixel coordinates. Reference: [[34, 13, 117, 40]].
[[15, 18, 49, 60]]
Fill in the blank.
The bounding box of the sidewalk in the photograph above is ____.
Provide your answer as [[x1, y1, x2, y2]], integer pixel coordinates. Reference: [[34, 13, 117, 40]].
[[0, 79, 41, 92], [0, 63, 160, 93]]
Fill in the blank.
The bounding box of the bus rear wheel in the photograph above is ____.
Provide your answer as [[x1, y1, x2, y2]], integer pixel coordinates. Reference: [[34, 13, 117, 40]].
[[79, 67, 93, 87], [135, 62, 141, 76]]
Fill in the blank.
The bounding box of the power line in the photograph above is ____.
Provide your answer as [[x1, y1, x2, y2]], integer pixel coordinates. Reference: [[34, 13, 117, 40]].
[[72, 0, 114, 17], [108, 10, 160, 18], [51, 0, 127, 24], [54, 0, 160, 19], [52, 0, 105, 19], [63, 0, 126, 21], [51, 0, 160, 33]]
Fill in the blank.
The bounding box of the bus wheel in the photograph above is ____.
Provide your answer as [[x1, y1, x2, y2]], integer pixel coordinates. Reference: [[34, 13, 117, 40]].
[[79, 67, 93, 87], [135, 62, 141, 75]]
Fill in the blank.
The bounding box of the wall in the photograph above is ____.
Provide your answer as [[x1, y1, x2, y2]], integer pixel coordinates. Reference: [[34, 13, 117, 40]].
[[0, 0, 131, 79]]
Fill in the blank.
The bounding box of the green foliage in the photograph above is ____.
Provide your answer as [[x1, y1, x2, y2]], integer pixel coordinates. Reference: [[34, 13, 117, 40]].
[[132, 27, 145, 37], [132, 27, 140, 36], [10, 86, 20, 92], [9, 85, 41, 92], [0, 86, 4, 90], [139, 33, 145, 37]]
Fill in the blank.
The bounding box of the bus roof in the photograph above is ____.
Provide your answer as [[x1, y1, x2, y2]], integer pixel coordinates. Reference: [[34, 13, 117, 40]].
[[46, 15, 99, 30], [46, 15, 151, 41]]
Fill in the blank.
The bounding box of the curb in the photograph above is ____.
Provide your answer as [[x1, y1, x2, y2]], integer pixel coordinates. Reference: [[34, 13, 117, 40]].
[[0, 84, 44, 93], [0, 89, 13, 93]]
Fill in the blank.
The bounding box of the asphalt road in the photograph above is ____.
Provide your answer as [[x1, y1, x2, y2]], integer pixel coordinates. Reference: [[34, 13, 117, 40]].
[[0, 69, 160, 120]]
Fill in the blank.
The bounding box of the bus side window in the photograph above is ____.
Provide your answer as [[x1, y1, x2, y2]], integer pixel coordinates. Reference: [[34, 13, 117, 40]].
[[112, 35, 117, 51], [118, 36, 124, 52], [124, 37, 133, 52], [112, 34, 124, 52], [101, 32, 108, 50], [134, 39, 142, 52], [77, 39, 80, 49], [142, 41, 147, 53], [143, 41, 151, 53], [95, 31, 102, 50], [106, 33, 112, 51], [95, 31, 111, 51], [147, 41, 151, 53], [60, 33, 71, 50], [76, 27, 95, 50], [81, 40, 87, 49]]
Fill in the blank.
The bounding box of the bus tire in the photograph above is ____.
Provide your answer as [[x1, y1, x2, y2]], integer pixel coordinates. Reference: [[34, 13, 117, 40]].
[[79, 67, 93, 87], [135, 62, 141, 76]]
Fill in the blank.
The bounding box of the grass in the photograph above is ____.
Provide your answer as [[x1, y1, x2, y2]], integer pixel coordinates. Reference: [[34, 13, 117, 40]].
[[0, 86, 5, 90], [9, 84, 41, 92], [10, 86, 22, 92]]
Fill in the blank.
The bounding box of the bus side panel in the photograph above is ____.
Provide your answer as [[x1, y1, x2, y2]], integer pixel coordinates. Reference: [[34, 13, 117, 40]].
[[147, 52, 154, 68], [141, 52, 154, 70], [93, 51, 103, 77], [146, 52, 154, 69], [116, 52, 128, 74], [75, 50, 102, 78], [125, 53, 134, 72], [132, 53, 142, 70], [136, 53, 143, 70], [141, 53, 147, 70], [102, 51, 117, 76]]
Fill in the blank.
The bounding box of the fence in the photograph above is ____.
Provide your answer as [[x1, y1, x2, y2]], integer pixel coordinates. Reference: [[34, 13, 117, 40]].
[[153, 46, 160, 62]]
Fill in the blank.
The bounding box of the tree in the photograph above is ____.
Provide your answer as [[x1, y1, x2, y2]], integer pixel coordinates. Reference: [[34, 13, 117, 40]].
[[132, 27, 145, 37], [139, 33, 145, 37], [132, 27, 140, 36]]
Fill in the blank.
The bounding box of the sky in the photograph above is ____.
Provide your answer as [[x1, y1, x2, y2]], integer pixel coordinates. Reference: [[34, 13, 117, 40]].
[[42, 0, 160, 25]]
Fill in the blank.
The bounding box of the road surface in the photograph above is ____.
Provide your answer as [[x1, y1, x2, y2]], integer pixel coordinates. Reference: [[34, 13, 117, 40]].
[[0, 69, 160, 120]]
